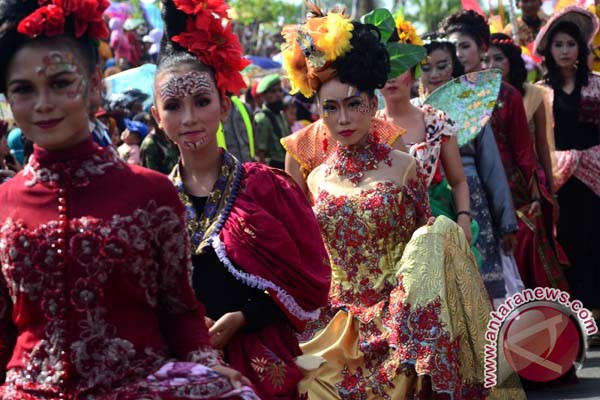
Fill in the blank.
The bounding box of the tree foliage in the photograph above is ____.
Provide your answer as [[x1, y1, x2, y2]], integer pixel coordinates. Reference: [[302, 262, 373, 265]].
[[396, 0, 462, 32], [230, 0, 300, 24]]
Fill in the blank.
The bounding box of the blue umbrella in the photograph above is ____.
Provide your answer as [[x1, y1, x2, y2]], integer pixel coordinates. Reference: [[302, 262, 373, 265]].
[[245, 56, 282, 69]]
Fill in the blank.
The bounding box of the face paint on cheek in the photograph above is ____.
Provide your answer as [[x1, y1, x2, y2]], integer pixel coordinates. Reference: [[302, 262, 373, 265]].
[[180, 131, 209, 150], [355, 100, 370, 114], [65, 77, 88, 99], [399, 73, 412, 86], [160, 71, 214, 101], [351, 91, 370, 114]]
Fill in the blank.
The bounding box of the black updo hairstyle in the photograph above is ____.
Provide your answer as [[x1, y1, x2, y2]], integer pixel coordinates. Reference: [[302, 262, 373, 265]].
[[156, 0, 216, 94], [541, 21, 590, 89], [329, 22, 390, 98], [489, 33, 527, 95], [0, 0, 99, 93], [442, 10, 491, 51], [421, 32, 464, 78]]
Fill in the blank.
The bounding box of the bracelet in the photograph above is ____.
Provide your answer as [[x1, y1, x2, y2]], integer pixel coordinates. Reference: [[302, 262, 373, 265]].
[[456, 210, 472, 219]]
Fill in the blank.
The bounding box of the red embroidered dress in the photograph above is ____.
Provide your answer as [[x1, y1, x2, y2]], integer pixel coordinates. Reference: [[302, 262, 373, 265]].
[[299, 135, 492, 399], [0, 139, 257, 399]]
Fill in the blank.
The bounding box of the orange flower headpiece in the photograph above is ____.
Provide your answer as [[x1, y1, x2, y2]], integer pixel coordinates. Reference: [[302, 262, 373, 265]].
[[282, 6, 354, 98], [170, 0, 250, 96], [17, 0, 110, 40]]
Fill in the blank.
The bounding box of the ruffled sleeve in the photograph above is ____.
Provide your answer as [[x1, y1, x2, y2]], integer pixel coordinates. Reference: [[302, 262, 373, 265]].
[[216, 163, 331, 331], [410, 105, 457, 186]]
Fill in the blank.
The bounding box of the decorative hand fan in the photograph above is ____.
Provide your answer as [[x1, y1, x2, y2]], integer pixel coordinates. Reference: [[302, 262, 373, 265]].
[[424, 69, 502, 146]]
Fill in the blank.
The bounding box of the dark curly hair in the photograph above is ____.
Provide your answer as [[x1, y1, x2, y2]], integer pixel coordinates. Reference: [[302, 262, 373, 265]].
[[422, 33, 464, 78], [489, 33, 527, 95], [156, 0, 215, 87], [541, 21, 590, 89], [441, 10, 490, 51], [329, 22, 390, 97], [0, 0, 99, 92]]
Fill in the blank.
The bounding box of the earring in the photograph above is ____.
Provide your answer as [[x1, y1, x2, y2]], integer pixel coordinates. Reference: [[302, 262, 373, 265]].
[[371, 130, 380, 143], [574, 59, 579, 70], [322, 135, 328, 153]]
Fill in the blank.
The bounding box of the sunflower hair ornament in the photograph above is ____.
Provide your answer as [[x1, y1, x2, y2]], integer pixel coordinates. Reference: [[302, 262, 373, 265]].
[[360, 8, 426, 78], [394, 14, 423, 45], [281, 3, 354, 98]]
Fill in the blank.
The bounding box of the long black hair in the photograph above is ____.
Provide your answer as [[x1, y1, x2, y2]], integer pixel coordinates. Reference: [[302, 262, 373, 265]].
[[490, 33, 527, 95], [541, 21, 590, 89], [0, 0, 99, 92]]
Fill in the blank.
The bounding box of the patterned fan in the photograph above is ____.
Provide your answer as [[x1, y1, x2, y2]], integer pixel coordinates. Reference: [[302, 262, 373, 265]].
[[424, 69, 502, 146]]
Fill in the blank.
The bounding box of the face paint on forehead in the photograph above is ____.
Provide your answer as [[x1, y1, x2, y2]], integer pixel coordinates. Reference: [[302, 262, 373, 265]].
[[160, 70, 214, 100], [37, 51, 80, 77]]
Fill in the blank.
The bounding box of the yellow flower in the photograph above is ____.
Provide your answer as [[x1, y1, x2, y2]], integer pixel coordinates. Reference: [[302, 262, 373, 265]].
[[282, 40, 313, 98], [315, 13, 354, 61], [394, 15, 422, 45]]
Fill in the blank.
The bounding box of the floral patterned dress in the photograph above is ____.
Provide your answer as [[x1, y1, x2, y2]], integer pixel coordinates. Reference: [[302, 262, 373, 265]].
[[0, 139, 258, 400], [299, 135, 492, 399]]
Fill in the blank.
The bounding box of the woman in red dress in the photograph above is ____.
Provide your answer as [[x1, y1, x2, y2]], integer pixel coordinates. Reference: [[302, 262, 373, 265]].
[[152, 1, 331, 399], [0, 0, 258, 398]]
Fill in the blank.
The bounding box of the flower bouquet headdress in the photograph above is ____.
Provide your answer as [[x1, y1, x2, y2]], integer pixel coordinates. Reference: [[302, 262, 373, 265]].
[[281, 3, 426, 98], [166, 0, 250, 96], [17, 0, 110, 40]]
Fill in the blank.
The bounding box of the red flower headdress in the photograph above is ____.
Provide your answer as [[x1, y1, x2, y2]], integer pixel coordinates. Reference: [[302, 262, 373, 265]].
[[170, 0, 250, 96], [17, 0, 110, 40]]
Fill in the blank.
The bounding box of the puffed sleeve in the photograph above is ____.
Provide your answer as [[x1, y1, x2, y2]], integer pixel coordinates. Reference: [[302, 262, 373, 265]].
[[0, 272, 17, 383], [219, 163, 331, 332], [475, 124, 518, 235], [152, 186, 221, 367]]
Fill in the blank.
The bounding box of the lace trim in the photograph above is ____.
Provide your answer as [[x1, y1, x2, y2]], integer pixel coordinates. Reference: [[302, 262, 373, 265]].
[[210, 236, 321, 322]]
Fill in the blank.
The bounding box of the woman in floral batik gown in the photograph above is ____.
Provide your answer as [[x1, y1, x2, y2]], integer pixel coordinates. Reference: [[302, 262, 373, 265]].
[[0, 0, 258, 399], [281, 8, 493, 399]]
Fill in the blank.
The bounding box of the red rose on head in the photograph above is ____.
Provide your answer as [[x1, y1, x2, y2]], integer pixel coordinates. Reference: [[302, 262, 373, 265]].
[[17, 5, 65, 38]]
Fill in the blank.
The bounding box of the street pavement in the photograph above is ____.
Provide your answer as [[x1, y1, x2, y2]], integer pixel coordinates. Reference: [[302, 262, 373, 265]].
[[525, 347, 600, 399]]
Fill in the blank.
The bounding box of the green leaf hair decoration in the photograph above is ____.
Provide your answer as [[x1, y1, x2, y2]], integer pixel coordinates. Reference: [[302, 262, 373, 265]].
[[361, 8, 426, 79]]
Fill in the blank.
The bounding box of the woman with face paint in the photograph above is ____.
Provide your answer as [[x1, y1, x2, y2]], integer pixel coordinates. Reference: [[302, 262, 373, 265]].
[[0, 0, 260, 399], [417, 33, 465, 97], [151, 1, 331, 398], [484, 33, 570, 293], [281, 7, 492, 399], [378, 20, 479, 263], [534, 6, 600, 344], [442, 10, 549, 303]]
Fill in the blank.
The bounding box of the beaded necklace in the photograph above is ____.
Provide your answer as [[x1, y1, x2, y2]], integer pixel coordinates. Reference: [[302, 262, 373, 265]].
[[170, 151, 243, 254], [325, 133, 392, 185]]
